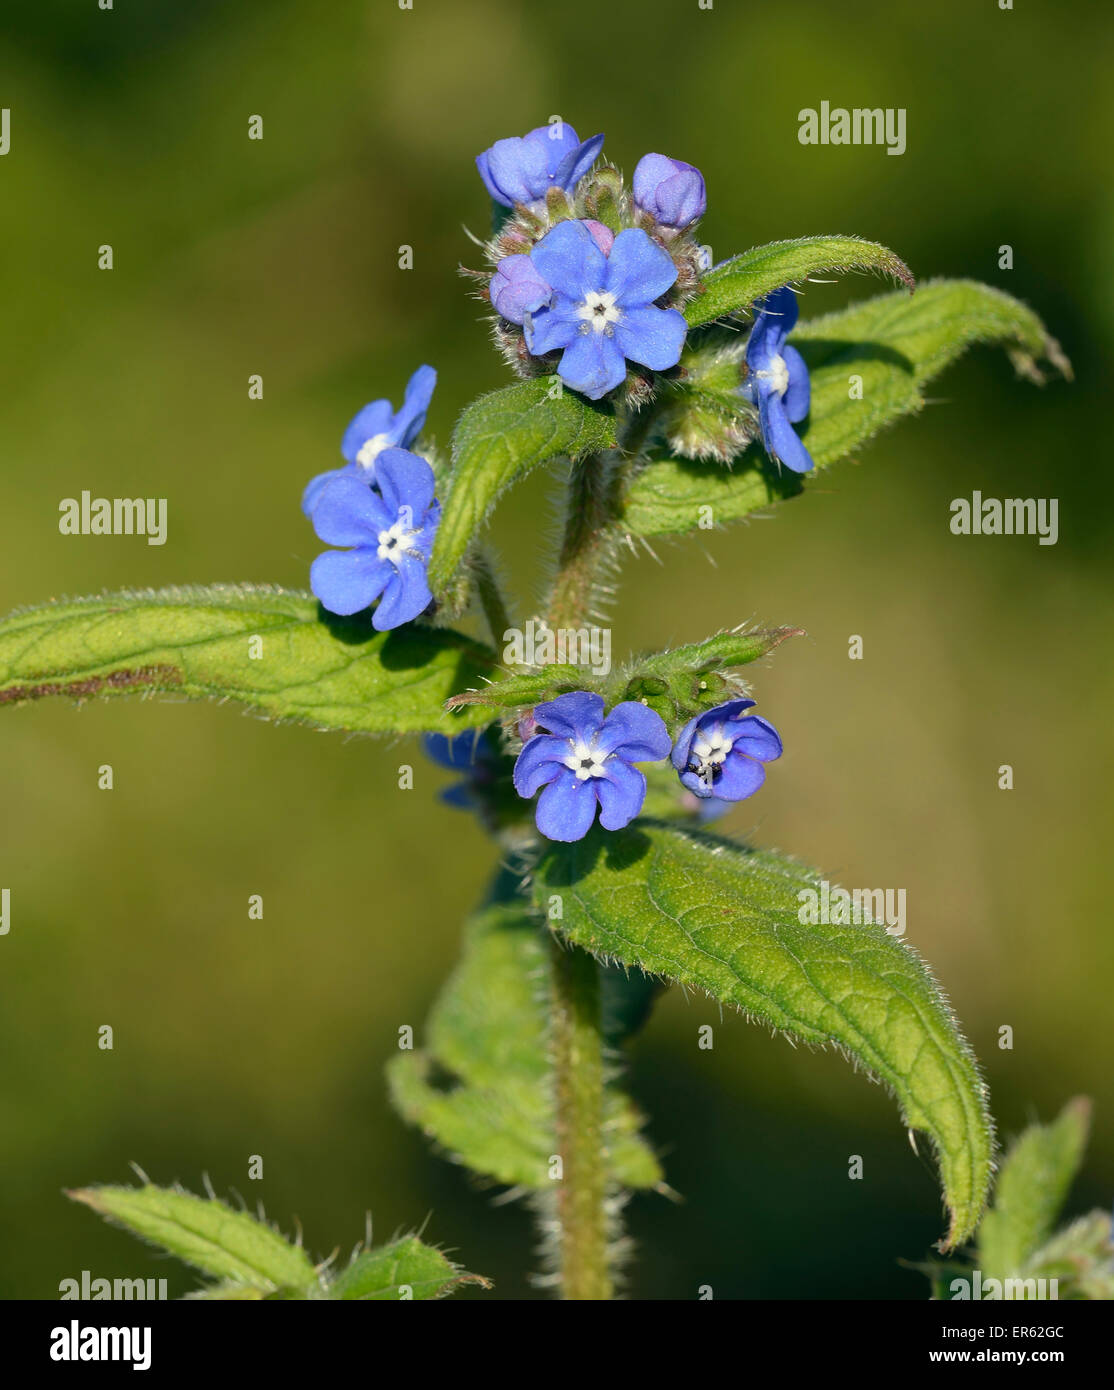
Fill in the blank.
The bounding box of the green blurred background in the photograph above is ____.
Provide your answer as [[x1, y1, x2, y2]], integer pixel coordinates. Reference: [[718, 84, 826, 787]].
[[2, 0, 1111, 1300]]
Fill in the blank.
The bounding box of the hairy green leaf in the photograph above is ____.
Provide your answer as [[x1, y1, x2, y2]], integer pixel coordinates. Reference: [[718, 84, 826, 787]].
[[67, 1185, 319, 1295], [685, 235, 914, 330], [389, 893, 661, 1192], [446, 664, 589, 712], [532, 821, 993, 1248], [626, 280, 1069, 537], [0, 585, 493, 734], [978, 1097, 1091, 1280], [429, 378, 618, 597], [327, 1236, 491, 1301], [1027, 1212, 1114, 1300]]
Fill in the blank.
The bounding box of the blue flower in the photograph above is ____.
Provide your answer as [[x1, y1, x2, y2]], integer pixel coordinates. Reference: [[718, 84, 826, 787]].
[[513, 691, 672, 841], [477, 123, 604, 208], [423, 728, 500, 809], [309, 447, 440, 628], [523, 220, 687, 400], [301, 365, 437, 518], [742, 287, 813, 474], [671, 699, 782, 801], [632, 153, 706, 229]]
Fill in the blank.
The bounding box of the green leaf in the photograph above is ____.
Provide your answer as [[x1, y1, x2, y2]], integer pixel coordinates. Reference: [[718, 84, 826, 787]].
[[0, 585, 493, 735], [446, 664, 589, 712], [327, 1236, 491, 1301], [685, 235, 914, 329], [532, 821, 993, 1249], [389, 890, 662, 1193], [428, 378, 618, 597], [618, 626, 802, 721], [67, 1184, 320, 1296], [1026, 1212, 1114, 1300], [977, 1097, 1091, 1279], [626, 280, 1069, 538]]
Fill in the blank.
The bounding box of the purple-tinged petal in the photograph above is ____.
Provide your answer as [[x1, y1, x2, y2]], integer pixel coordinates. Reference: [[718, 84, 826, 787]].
[[530, 219, 606, 300], [582, 219, 615, 256], [310, 547, 391, 617], [375, 447, 437, 520], [632, 154, 705, 228], [781, 345, 810, 424], [533, 691, 606, 741], [490, 255, 553, 324], [340, 399, 395, 465], [371, 552, 433, 630], [759, 391, 814, 474], [595, 760, 648, 831], [535, 772, 599, 841], [312, 476, 392, 548], [482, 135, 549, 206], [596, 701, 672, 761], [604, 228, 678, 305], [613, 304, 687, 372], [513, 735, 571, 797], [557, 331, 627, 400], [522, 123, 580, 176]]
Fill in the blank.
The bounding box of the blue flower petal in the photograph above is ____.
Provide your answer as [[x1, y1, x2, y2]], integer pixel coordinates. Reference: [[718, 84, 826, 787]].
[[340, 399, 395, 465], [714, 753, 767, 801], [781, 344, 810, 424], [396, 365, 437, 445], [614, 304, 687, 372], [513, 734, 570, 797], [552, 132, 604, 189], [310, 547, 391, 616], [530, 220, 606, 301], [595, 760, 648, 831], [533, 690, 605, 741], [312, 476, 392, 548], [481, 135, 549, 206], [375, 447, 437, 520], [302, 465, 351, 519], [596, 701, 672, 761], [535, 772, 599, 841], [557, 331, 627, 399], [372, 552, 433, 630], [728, 713, 783, 763], [525, 302, 581, 357], [759, 391, 814, 474], [604, 228, 678, 305]]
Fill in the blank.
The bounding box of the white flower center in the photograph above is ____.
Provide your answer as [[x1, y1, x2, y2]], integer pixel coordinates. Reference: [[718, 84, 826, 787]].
[[377, 517, 419, 565], [754, 353, 790, 398], [690, 727, 734, 786], [356, 432, 393, 470], [563, 739, 610, 781], [576, 290, 622, 336]]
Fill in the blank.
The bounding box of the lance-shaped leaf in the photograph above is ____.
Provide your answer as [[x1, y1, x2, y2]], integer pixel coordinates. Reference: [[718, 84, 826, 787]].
[[327, 1236, 491, 1301], [446, 663, 590, 712], [685, 234, 914, 330], [977, 1097, 1091, 1280], [67, 1184, 320, 1296], [389, 893, 661, 1192], [532, 821, 993, 1249], [625, 279, 1069, 537], [0, 585, 493, 735], [428, 378, 618, 598]]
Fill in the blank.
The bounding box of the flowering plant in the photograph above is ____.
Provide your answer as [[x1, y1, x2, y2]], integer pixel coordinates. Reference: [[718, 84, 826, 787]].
[[4, 118, 1105, 1304]]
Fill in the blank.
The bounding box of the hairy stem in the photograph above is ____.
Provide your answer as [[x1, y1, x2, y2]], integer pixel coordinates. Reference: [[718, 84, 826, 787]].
[[470, 548, 512, 649], [548, 934, 612, 1301], [545, 452, 616, 632]]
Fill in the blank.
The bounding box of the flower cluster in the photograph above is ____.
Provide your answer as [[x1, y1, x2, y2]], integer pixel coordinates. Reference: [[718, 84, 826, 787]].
[[511, 690, 781, 842], [304, 367, 442, 630], [476, 123, 708, 404]]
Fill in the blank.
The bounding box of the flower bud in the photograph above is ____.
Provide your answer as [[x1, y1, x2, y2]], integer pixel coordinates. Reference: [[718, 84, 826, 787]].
[[632, 153, 706, 230]]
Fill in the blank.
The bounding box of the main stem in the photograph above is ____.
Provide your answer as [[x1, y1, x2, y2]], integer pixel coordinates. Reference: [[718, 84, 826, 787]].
[[548, 934, 612, 1300]]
